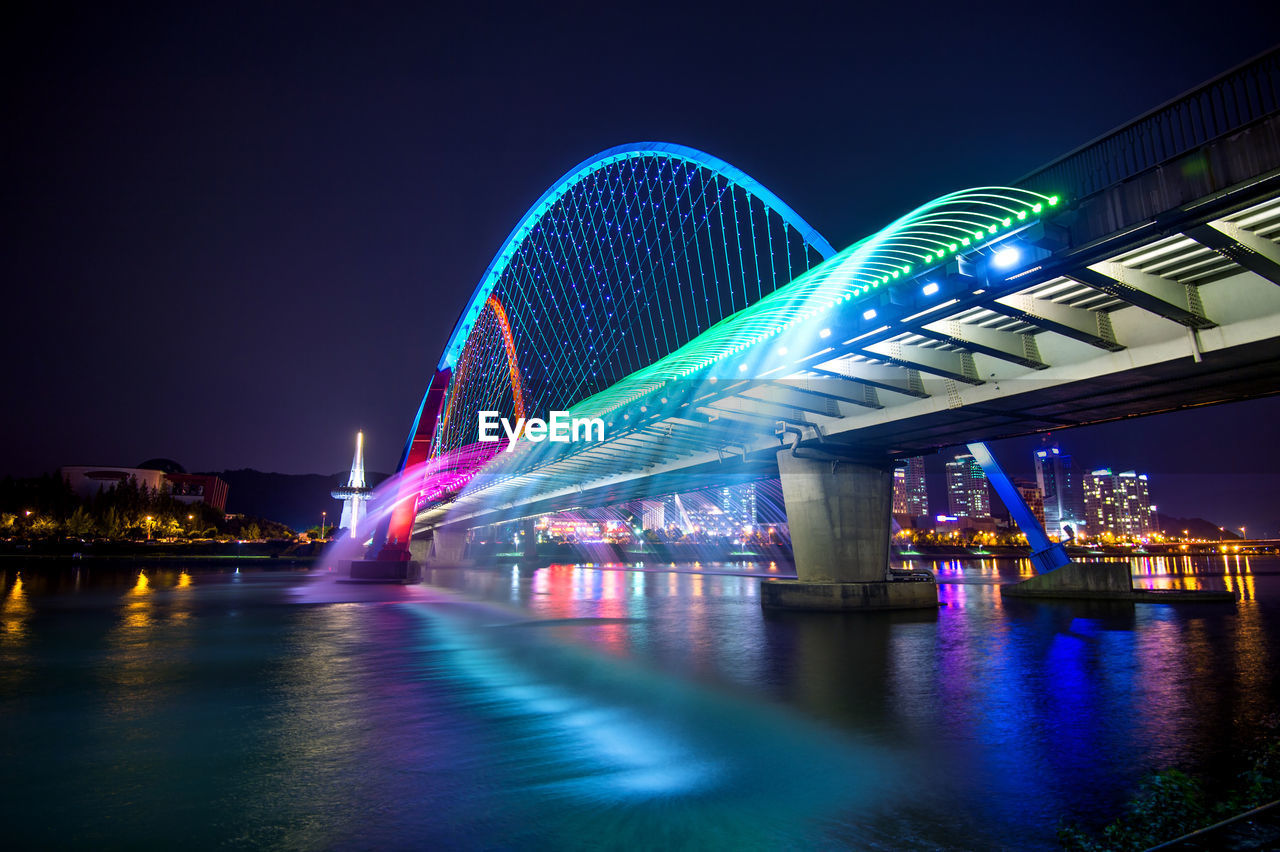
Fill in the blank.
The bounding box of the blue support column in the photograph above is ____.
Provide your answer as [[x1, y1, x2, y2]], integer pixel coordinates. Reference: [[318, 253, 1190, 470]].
[[966, 442, 1070, 573]]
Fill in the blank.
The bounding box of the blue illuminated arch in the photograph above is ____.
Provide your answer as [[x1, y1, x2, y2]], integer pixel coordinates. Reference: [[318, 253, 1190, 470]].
[[436, 141, 837, 371]]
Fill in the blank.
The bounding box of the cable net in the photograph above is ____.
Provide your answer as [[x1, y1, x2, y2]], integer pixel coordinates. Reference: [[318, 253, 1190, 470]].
[[435, 152, 829, 455]]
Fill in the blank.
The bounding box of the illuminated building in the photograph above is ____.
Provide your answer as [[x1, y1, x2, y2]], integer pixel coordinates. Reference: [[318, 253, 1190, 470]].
[[721, 483, 758, 531], [61, 465, 166, 499], [1084, 468, 1154, 538], [893, 457, 929, 517], [60, 462, 228, 512], [1014, 478, 1045, 527], [945, 454, 990, 520], [641, 499, 666, 531], [165, 474, 229, 512], [1034, 445, 1085, 539], [893, 468, 907, 514]]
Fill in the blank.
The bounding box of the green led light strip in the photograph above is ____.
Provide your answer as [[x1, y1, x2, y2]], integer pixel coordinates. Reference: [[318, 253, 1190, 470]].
[[562, 186, 1062, 421]]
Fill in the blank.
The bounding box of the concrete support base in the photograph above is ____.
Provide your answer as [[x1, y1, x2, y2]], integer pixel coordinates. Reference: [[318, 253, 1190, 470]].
[[346, 559, 422, 583], [425, 527, 471, 568], [775, 451, 895, 584], [1001, 562, 1235, 602], [760, 579, 939, 611]]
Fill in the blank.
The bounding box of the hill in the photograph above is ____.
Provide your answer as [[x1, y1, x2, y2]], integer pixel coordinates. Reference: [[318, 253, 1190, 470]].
[[201, 469, 389, 532], [1158, 515, 1243, 541]]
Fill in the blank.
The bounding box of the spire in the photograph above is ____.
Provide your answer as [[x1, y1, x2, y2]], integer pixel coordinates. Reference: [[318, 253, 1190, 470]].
[[348, 430, 366, 489], [332, 430, 373, 538]]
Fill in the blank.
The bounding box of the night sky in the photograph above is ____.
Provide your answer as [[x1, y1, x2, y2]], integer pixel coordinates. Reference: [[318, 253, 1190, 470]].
[[3, 2, 1278, 532]]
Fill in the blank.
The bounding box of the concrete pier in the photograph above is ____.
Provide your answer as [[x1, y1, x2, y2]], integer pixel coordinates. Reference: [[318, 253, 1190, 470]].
[[520, 518, 538, 561], [1001, 562, 1235, 602], [762, 451, 938, 611], [348, 559, 421, 582], [425, 527, 470, 567]]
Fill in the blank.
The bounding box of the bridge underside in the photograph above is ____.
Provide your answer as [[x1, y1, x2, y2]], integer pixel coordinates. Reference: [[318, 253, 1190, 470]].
[[831, 333, 1280, 456]]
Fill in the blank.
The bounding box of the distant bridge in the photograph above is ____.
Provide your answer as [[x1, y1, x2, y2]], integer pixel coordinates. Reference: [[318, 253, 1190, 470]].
[[376, 48, 1280, 601]]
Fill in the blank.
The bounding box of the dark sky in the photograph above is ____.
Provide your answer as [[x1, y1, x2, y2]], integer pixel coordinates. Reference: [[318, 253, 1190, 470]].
[[3, 2, 1278, 532]]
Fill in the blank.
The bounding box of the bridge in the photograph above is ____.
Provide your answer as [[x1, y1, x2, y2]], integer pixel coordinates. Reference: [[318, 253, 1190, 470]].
[[370, 49, 1280, 607]]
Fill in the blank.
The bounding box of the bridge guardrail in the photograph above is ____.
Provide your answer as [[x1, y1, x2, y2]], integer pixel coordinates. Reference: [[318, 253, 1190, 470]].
[[1018, 46, 1280, 200]]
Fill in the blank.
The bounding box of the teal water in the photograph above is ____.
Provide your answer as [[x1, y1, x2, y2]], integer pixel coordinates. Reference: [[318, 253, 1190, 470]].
[[1, 555, 1277, 849]]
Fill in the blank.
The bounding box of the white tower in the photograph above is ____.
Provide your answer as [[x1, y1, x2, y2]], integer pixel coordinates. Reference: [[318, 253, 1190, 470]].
[[332, 431, 372, 538]]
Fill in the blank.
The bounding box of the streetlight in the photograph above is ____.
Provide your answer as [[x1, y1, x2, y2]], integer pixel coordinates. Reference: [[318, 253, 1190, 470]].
[[320, 511, 327, 540], [1240, 526, 1247, 540], [145, 515, 153, 541]]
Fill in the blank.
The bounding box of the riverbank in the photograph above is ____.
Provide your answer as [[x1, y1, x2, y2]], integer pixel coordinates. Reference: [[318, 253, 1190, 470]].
[[0, 539, 320, 565]]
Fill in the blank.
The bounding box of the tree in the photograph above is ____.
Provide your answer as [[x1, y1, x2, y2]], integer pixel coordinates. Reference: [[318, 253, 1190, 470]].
[[66, 506, 94, 537]]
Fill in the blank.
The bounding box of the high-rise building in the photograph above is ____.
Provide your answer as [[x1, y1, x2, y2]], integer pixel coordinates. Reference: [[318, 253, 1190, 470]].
[[1013, 478, 1046, 527], [1116, 471, 1154, 538], [721, 483, 758, 532], [1084, 468, 1154, 539], [945, 454, 990, 520], [893, 468, 908, 514], [1034, 445, 1085, 539], [641, 499, 665, 531], [1082, 469, 1114, 537], [892, 456, 929, 517]]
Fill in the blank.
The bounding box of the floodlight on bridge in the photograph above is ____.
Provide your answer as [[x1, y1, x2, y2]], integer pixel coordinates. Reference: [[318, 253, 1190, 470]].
[[991, 246, 1021, 269], [921, 282, 940, 296]]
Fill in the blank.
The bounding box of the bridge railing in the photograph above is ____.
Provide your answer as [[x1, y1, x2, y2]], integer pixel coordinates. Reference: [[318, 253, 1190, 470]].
[[1018, 46, 1280, 200]]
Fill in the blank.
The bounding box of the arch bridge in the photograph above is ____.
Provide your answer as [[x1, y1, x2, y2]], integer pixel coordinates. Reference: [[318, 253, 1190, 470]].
[[372, 49, 1280, 606]]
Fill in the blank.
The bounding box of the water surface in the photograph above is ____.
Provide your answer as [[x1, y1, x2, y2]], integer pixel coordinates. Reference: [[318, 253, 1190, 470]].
[[2, 555, 1277, 849]]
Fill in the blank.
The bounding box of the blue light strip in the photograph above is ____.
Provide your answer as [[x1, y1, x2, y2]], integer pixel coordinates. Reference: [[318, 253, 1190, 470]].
[[436, 142, 837, 370]]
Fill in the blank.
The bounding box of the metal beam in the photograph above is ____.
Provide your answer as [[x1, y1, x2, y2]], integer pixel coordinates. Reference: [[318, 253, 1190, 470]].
[[771, 374, 885, 409], [617, 433, 709, 455], [1071, 262, 1215, 329], [966, 442, 1070, 573], [987, 294, 1124, 351], [916, 322, 1048, 369], [1187, 221, 1280, 286], [709, 395, 849, 422], [858, 341, 984, 384], [695, 406, 809, 431], [806, 364, 929, 398], [740, 384, 847, 417]]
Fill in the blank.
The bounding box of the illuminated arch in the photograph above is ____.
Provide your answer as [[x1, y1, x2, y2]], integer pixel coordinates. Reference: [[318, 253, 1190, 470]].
[[437, 141, 837, 373], [425, 142, 837, 459], [439, 294, 526, 441]]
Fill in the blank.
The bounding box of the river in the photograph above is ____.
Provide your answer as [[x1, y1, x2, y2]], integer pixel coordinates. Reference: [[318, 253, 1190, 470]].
[[1, 554, 1276, 849]]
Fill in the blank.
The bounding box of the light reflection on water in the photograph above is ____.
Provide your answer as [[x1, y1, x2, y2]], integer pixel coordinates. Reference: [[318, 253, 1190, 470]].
[[1, 572, 33, 646], [0, 555, 1278, 849]]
